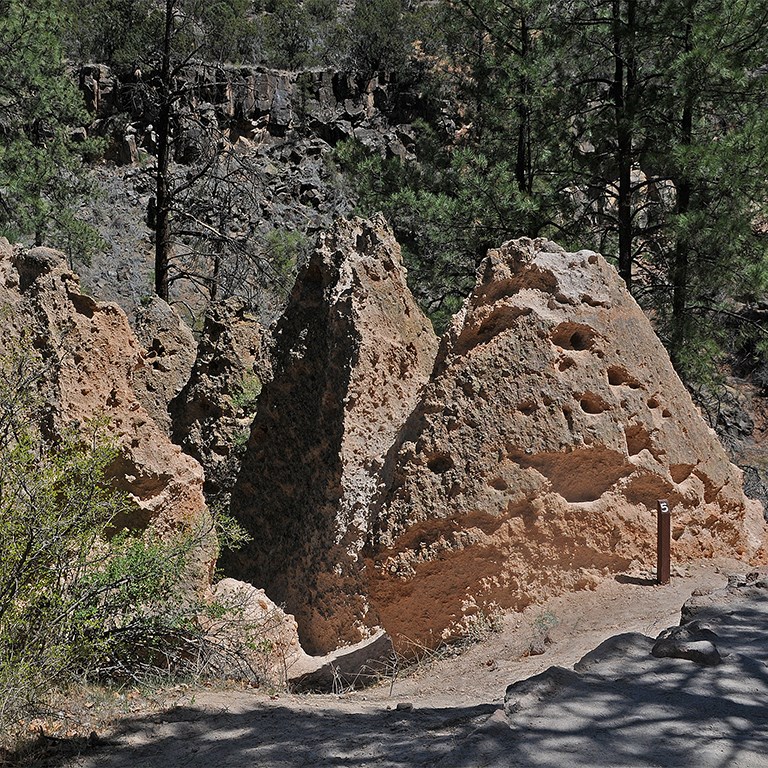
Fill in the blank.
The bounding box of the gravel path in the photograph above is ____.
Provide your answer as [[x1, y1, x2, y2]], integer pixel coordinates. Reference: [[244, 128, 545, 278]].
[[56, 559, 768, 768]]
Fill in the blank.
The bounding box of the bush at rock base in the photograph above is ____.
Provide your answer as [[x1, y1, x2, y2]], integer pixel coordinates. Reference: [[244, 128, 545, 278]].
[[0, 342, 252, 748]]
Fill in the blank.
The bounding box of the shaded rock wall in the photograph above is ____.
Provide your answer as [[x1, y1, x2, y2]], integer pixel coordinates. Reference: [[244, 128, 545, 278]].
[[365, 238, 765, 648], [76, 64, 433, 326], [170, 297, 274, 506], [225, 216, 438, 654]]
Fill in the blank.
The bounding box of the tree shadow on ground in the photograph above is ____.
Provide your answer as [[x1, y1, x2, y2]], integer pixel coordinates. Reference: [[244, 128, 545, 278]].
[[450, 629, 768, 768], [33, 650, 768, 768], [34, 701, 499, 768], [28, 597, 768, 767]]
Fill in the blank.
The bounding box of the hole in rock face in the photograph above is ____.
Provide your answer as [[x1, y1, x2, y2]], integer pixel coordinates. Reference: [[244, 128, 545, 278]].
[[558, 357, 576, 372], [512, 447, 633, 503], [551, 322, 597, 351], [518, 400, 537, 415], [607, 365, 640, 388], [69, 292, 96, 318], [625, 423, 653, 456], [427, 453, 454, 474], [624, 473, 674, 506], [647, 397, 660, 409], [455, 306, 532, 355], [579, 392, 610, 414], [489, 477, 509, 491], [475, 307, 531, 345], [670, 463, 694, 484]]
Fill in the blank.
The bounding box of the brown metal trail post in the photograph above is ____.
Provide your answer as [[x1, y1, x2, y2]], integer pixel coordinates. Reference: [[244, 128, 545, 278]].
[[656, 499, 671, 585]]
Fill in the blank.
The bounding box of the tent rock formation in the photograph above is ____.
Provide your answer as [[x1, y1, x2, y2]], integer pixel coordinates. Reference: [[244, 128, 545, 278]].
[[226, 230, 764, 653], [226, 215, 439, 654], [365, 238, 764, 648]]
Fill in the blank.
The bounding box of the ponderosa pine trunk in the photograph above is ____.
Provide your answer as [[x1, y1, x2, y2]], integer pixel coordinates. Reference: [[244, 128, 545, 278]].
[[154, 0, 175, 301]]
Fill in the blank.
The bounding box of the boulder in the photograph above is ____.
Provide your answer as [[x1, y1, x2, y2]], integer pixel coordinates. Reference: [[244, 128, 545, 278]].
[[651, 622, 722, 666], [207, 580, 394, 692], [79, 63, 117, 117], [207, 578, 308, 686], [365, 237, 765, 649], [225, 215, 439, 654], [289, 629, 394, 693]]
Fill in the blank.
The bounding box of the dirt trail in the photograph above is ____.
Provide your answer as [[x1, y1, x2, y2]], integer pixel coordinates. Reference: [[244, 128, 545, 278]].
[[57, 559, 764, 768]]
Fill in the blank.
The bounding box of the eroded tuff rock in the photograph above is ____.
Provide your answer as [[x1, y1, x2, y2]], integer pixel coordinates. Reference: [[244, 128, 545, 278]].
[[207, 578, 394, 692], [365, 238, 765, 649], [225, 215, 439, 654], [170, 297, 273, 506], [0, 240, 213, 576], [132, 295, 197, 435], [208, 578, 308, 686]]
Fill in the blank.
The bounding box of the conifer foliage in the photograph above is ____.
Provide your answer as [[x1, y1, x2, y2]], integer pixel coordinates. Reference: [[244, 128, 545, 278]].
[[0, 0, 101, 261], [340, 0, 768, 375]]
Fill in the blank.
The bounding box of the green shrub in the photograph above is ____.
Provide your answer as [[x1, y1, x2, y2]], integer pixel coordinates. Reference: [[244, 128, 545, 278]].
[[0, 341, 245, 746], [231, 371, 263, 414]]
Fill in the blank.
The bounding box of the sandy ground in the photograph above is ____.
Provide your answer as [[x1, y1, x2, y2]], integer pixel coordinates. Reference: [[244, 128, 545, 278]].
[[51, 558, 768, 768]]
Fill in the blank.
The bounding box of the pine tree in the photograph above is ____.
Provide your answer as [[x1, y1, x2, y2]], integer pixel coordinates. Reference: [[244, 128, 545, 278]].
[[0, 0, 102, 260], [93, 0, 258, 300], [650, 0, 768, 369]]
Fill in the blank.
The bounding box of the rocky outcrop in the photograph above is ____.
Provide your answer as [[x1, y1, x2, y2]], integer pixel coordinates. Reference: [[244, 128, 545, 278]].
[[0, 241, 213, 575], [364, 238, 765, 649], [170, 297, 273, 506], [0, 239, 370, 679], [79, 63, 118, 117], [9, 227, 763, 670], [81, 64, 420, 161], [132, 295, 197, 436], [222, 232, 763, 656], [225, 215, 439, 654]]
